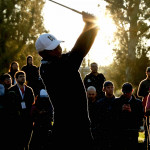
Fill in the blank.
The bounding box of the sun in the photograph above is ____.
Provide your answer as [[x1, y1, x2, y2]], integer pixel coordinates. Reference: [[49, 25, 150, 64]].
[[43, 0, 117, 66], [87, 12, 117, 66]]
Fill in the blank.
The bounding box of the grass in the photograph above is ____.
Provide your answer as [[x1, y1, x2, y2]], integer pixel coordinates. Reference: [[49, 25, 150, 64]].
[[138, 131, 145, 143]]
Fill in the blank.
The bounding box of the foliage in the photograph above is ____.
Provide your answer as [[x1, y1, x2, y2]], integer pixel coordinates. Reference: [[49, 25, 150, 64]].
[[101, 0, 150, 90], [0, 0, 47, 74]]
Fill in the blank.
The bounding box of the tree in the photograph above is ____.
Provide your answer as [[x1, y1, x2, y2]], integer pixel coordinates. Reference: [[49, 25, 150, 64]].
[[0, 0, 47, 74], [102, 0, 150, 84]]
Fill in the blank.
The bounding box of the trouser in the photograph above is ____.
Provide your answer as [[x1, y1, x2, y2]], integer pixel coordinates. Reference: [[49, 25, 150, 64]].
[[92, 129, 116, 150], [144, 116, 150, 150], [117, 130, 138, 150], [29, 127, 52, 150], [50, 127, 94, 150]]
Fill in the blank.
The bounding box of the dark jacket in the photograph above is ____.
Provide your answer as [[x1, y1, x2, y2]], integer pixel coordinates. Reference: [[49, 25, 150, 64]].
[[40, 52, 91, 133], [5, 84, 35, 149], [31, 95, 54, 130], [22, 65, 39, 84], [40, 26, 98, 149], [22, 65, 45, 96], [84, 73, 106, 98], [137, 78, 150, 112], [6, 84, 34, 121], [95, 96, 116, 131], [114, 95, 144, 131], [88, 99, 99, 129], [29, 94, 54, 150], [137, 78, 150, 98]]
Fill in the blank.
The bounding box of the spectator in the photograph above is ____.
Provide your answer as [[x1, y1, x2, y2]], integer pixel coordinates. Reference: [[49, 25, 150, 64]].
[[114, 82, 144, 150], [0, 75, 12, 148], [86, 86, 98, 144], [35, 12, 98, 150], [0, 73, 12, 92], [95, 81, 116, 150], [137, 67, 150, 148], [6, 71, 35, 150], [8, 61, 20, 85], [84, 62, 106, 99], [29, 89, 54, 150], [87, 86, 97, 103], [0, 84, 6, 148], [137, 67, 150, 113], [22, 55, 44, 97]]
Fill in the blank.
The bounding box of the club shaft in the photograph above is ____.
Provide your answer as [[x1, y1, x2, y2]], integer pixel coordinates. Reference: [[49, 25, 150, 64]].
[[49, 0, 82, 14]]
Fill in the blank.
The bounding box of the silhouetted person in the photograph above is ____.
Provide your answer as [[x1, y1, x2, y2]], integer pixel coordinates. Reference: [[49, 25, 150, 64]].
[[86, 86, 99, 149], [137, 67, 150, 113], [29, 89, 54, 150], [95, 81, 116, 150], [87, 86, 98, 127], [22, 55, 44, 97], [0, 84, 7, 148], [84, 62, 106, 99], [35, 12, 98, 150], [0, 73, 12, 92], [137, 67, 150, 149], [6, 71, 34, 150], [8, 61, 20, 85], [0, 74, 12, 148], [114, 82, 144, 150]]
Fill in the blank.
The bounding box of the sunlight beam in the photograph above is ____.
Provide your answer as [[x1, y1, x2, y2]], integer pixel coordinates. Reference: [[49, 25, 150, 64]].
[[43, 0, 117, 66]]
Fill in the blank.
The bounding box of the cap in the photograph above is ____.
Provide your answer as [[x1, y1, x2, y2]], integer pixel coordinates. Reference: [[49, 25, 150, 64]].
[[103, 81, 113, 87], [122, 82, 133, 93], [146, 67, 150, 72], [40, 89, 49, 98], [35, 33, 62, 52]]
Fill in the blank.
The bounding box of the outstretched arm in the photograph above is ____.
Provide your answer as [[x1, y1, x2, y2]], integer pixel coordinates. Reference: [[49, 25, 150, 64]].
[[71, 12, 99, 58]]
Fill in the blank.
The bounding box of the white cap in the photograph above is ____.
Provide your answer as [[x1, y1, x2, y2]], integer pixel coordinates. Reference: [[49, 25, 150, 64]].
[[35, 33, 62, 52], [40, 89, 49, 98]]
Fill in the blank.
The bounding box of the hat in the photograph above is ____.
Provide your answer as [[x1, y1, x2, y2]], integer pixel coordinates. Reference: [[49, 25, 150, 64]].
[[103, 81, 113, 87], [146, 67, 150, 72], [122, 82, 133, 93], [40, 89, 49, 98], [35, 33, 62, 52]]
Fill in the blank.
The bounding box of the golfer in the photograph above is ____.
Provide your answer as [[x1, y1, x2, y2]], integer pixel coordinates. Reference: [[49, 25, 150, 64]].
[[35, 12, 98, 150]]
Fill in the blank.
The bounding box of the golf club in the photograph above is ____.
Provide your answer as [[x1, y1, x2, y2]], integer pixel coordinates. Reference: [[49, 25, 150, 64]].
[[49, 0, 82, 15]]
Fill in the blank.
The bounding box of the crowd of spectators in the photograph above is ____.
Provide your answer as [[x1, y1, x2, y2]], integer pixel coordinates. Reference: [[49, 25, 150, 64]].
[[0, 57, 150, 150]]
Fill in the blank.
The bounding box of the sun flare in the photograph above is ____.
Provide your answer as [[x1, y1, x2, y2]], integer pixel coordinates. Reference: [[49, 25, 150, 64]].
[[87, 12, 117, 66], [43, 0, 117, 66]]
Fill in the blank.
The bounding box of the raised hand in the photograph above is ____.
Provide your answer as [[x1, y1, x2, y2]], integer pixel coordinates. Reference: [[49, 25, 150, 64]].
[[82, 11, 98, 24]]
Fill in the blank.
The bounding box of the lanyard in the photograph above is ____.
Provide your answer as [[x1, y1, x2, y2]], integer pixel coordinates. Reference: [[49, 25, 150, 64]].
[[18, 85, 25, 99]]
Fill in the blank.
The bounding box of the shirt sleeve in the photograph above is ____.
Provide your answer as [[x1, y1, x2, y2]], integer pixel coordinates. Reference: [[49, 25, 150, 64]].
[[71, 23, 98, 58]]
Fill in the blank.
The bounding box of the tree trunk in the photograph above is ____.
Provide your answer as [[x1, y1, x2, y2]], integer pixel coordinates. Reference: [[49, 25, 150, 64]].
[[126, 0, 140, 82]]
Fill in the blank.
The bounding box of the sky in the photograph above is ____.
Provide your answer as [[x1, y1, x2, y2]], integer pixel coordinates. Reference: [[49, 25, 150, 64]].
[[42, 0, 117, 66]]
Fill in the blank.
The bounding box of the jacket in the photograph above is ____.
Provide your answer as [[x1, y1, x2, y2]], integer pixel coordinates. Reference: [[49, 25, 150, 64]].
[[114, 95, 144, 131], [40, 25, 98, 149], [6, 84, 34, 124]]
